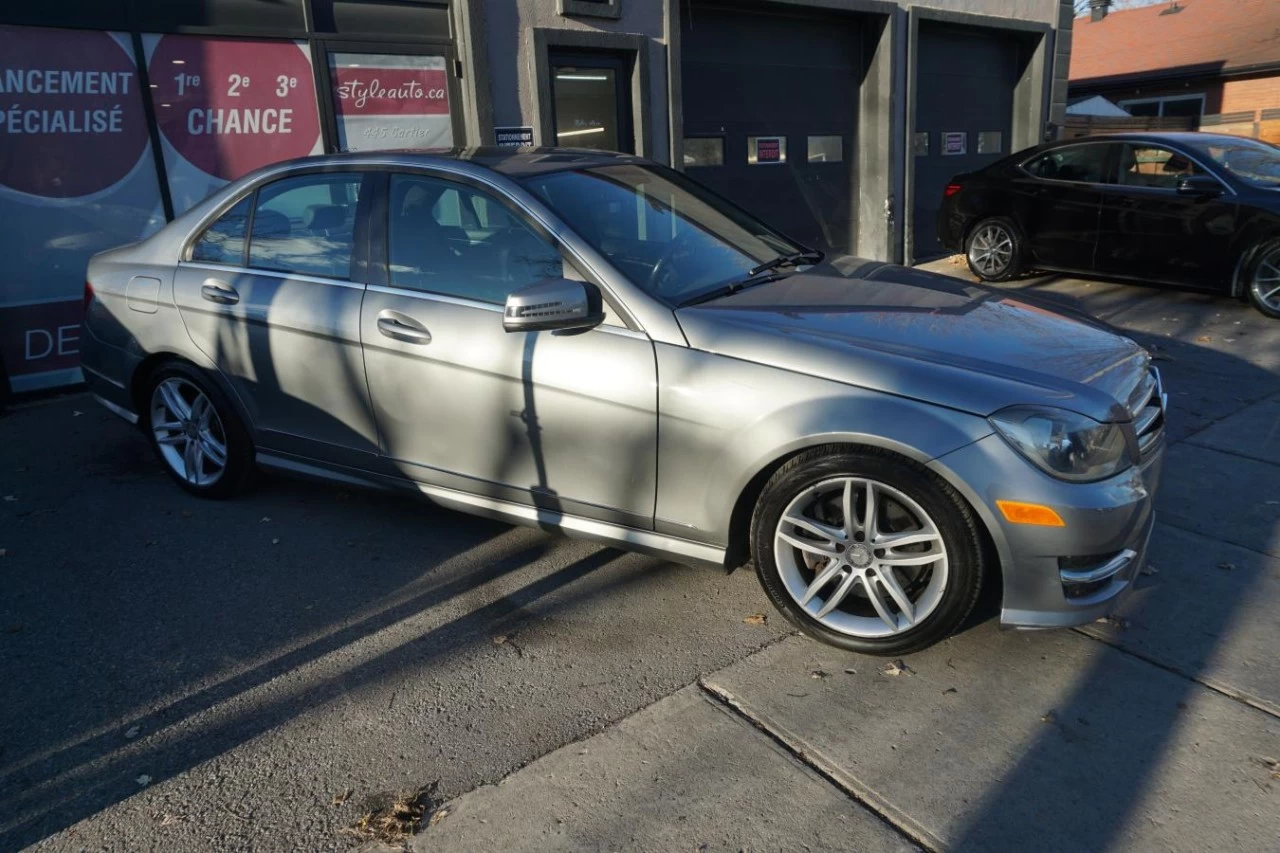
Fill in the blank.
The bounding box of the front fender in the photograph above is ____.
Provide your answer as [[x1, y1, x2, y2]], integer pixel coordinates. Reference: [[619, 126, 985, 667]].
[[654, 344, 992, 546]]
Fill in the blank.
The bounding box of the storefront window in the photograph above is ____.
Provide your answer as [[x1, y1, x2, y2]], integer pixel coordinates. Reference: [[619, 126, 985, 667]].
[[0, 24, 166, 392], [550, 56, 632, 153], [328, 53, 453, 151], [143, 34, 324, 214]]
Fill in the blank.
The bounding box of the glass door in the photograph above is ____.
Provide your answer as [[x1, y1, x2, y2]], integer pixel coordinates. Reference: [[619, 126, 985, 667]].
[[548, 50, 634, 154]]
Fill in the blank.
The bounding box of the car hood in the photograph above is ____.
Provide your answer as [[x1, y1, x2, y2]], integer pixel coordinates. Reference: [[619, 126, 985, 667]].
[[674, 257, 1150, 422]]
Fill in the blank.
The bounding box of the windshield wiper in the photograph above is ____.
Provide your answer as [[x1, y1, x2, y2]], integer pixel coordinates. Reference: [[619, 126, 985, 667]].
[[747, 249, 824, 277], [678, 249, 824, 308]]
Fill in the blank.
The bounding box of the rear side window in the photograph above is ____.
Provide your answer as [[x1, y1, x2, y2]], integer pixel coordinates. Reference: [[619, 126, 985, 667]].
[[191, 196, 251, 265], [1024, 144, 1115, 184], [248, 174, 363, 279]]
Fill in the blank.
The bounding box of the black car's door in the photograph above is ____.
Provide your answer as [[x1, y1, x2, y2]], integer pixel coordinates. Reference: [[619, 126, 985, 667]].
[[1014, 142, 1118, 272], [1095, 143, 1238, 287]]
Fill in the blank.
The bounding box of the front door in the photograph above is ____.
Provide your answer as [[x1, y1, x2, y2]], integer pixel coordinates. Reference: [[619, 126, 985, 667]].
[[548, 50, 634, 153], [173, 171, 380, 458], [1095, 143, 1238, 286], [359, 171, 658, 528]]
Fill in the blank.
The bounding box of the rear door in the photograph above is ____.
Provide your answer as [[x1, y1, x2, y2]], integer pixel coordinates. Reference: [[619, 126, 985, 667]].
[[359, 171, 658, 528], [1013, 142, 1116, 272], [174, 171, 379, 460], [1094, 143, 1238, 286]]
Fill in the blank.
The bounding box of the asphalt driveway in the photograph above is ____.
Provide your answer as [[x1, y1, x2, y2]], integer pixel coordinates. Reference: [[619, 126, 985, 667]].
[[3, 266, 1279, 851]]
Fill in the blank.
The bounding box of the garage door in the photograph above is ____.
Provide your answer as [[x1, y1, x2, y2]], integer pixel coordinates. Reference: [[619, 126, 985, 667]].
[[913, 22, 1019, 260], [680, 3, 860, 254]]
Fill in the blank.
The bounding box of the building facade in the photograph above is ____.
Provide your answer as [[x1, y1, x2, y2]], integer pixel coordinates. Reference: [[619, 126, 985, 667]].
[[0, 0, 1072, 393], [1068, 0, 1280, 134]]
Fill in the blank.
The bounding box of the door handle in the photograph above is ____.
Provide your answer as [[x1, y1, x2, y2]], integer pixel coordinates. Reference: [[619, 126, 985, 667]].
[[200, 279, 239, 305], [376, 310, 432, 345]]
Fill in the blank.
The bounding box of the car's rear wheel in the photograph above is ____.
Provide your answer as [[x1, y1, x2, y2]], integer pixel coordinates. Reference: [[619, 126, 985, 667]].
[[144, 363, 253, 498], [965, 217, 1023, 282], [1245, 238, 1280, 319], [751, 447, 986, 655]]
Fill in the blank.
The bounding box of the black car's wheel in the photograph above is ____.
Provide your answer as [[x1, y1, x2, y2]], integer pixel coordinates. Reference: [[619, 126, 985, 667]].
[[750, 446, 987, 656], [965, 217, 1024, 282], [143, 362, 254, 499], [1245, 238, 1280, 319]]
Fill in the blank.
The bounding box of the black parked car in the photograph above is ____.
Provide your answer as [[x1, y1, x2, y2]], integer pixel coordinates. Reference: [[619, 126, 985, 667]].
[[937, 132, 1280, 318]]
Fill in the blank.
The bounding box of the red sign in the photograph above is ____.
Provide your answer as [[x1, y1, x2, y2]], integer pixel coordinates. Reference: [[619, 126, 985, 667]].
[[0, 27, 149, 197], [148, 35, 321, 180], [756, 137, 782, 163], [332, 67, 449, 117]]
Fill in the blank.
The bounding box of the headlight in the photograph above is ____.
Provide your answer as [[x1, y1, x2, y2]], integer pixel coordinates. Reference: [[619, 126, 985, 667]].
[[990, 406, 1133, 482]]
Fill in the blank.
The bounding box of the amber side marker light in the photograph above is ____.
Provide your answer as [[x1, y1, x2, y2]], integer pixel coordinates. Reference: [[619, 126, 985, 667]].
[[996, 500, 1066, 527]]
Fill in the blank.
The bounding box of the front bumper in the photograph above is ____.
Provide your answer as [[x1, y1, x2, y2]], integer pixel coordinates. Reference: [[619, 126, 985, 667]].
[[930, 431, 1164, 630]]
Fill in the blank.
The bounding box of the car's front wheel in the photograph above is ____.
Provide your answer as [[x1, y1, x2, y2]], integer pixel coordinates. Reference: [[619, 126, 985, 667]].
[[144, 362, 254, 498], [751, 447, 987, 655], [965, 217, 1024, 282], [1245, 238, 1280, 319]]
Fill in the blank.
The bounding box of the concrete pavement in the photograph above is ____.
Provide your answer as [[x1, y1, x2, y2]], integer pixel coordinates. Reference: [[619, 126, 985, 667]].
[[416, 270, 1280, 852], [3, 267, 1279, 851]]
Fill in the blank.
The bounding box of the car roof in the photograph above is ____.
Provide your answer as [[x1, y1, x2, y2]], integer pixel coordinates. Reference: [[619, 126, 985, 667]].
[[256, 146, 649, 180], [1052, 131, 1259, 147]]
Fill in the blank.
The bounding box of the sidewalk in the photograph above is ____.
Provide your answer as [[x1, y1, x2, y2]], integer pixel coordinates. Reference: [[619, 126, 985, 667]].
[[416, 300, 1280, 851]]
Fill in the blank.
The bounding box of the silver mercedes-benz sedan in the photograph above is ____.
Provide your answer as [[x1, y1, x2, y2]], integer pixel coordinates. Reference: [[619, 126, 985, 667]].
[[81, 148, 1165, 655]]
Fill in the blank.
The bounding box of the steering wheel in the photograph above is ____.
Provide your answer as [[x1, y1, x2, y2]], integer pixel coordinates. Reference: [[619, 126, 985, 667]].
[[646, 231, 699, 298]]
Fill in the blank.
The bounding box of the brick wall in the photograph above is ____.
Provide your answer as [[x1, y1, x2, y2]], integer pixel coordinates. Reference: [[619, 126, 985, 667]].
[[1080, 69, 1280, 116], [1219, 74, 1280, 115]]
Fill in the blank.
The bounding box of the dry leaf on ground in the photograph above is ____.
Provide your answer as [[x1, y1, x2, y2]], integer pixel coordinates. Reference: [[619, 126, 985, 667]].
[[342, 782, 442, 843], [742, 613, 768, 626], [331, 788, 353, 807], [881, 660, 914, 677]]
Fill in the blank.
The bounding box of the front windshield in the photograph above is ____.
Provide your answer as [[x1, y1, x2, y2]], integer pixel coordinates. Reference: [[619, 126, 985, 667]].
[[1190, 137, 1280, 188], [520, 163, 806, 304]]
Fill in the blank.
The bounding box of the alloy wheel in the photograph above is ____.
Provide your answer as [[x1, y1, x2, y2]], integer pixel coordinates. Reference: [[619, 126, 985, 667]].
[[1251, 248, 1280, 313], [773, 477, 949, 638], [150, 377, 228, 487], [968, 222, 1014, 278]]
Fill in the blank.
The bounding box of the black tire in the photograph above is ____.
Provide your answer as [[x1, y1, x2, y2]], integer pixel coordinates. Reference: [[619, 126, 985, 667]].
[[142, 361, 254, 499], [750, 446, 987, 656], [1244, 237, 1280, 320], [964, 216, 1025, 282]]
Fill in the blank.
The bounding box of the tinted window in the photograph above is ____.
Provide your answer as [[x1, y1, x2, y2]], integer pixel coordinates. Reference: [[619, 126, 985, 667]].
[[1192, 137, 1280, 188], [1118, 145, 1205, 189], [387, 174, 566, 304], [192, 196, 251, 265], [1025, 144, 1115, 184], [248, 174, 362, 279]]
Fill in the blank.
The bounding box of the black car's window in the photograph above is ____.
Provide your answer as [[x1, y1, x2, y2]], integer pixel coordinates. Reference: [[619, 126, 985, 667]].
[[387, 174, 572, 305], [191, 195, 252, 265], [520, 163, 801, 305], [1024, 144, 1116, 184], [247, 174, 362, 279], [1118, 145, 1206, 189], [1192, 137, 1280, 188]]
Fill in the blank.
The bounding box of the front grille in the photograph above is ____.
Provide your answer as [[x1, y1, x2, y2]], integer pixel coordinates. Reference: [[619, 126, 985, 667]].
[[1127, 367, 1166, 459]]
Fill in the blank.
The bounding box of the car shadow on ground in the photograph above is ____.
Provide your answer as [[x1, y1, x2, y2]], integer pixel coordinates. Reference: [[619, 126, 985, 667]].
[[926, 269, 1280, 850]]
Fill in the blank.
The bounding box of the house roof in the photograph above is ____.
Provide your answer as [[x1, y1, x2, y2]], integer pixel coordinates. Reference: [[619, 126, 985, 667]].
[[1069, 0, 1280, 85]]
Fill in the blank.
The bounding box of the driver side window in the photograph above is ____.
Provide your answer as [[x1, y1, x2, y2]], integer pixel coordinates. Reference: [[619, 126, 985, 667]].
[[387, 174, 567, 304]]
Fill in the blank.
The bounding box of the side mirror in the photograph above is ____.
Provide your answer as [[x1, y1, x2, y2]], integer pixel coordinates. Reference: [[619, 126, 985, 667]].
[[503, 278, 605, 333], [1176, 174, 1223, 197]]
